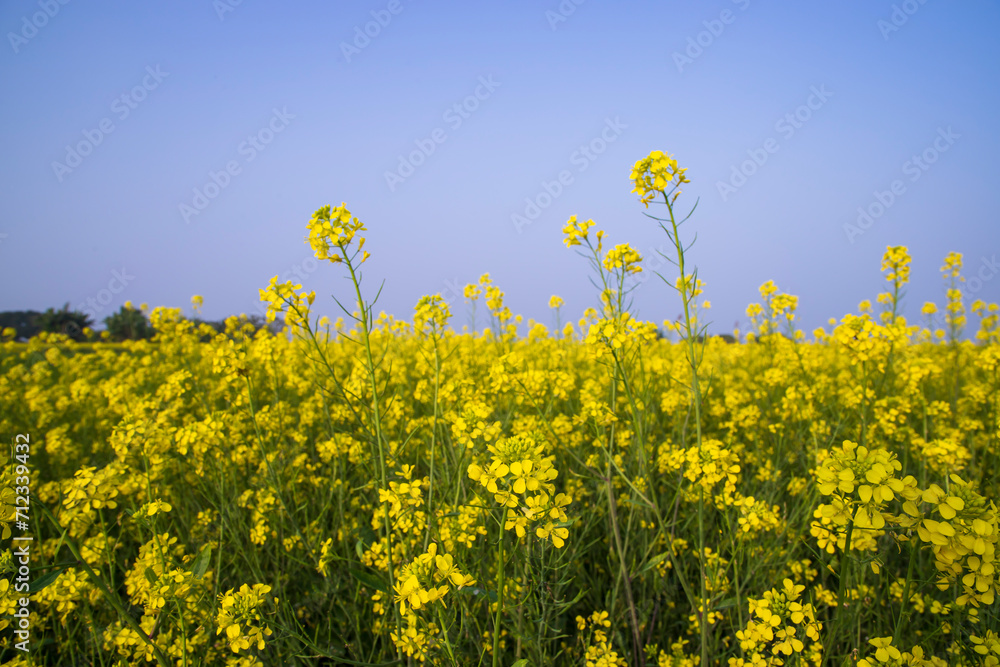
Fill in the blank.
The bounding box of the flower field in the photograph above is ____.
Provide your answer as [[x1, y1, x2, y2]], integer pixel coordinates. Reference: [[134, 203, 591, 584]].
[[2, 152, 1000, 666]]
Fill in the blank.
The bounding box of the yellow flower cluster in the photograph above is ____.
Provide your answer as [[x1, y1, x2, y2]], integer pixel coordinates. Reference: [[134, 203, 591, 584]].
[[305, 202, 368, 264], [468, 433, 572, 547], [831, 313, 897, 363], [576, 610, 628, 667], [103, 531, 215, 663], [734, 495, 783, 540], [941, 252, 966, 338], [857, 637, 946, 666], [258, 275, 315, 327], [393, 542, 475, 613], [630, 149, 689, 206], [215, 583, 276, 653], [812, 440, 917, 553], [941, 251, 963, 279], [972, 299, 1000, 343], [133, 498, 172, 520], [584, 311, 658, 352], [746, 281, 799, 338], [413, 294, 451, 337], [472, 272, 516, 337], [658, 438, 742, 508], [602, 243, 643, 275], [911, 475, 998, 608], [882, 245, 912, 285], [729, 579, 823, 666], [563, 214, 597, 248], [971, 631, 1000, 665]]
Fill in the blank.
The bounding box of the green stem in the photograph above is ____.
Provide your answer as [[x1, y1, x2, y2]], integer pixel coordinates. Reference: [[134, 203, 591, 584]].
[[424, 340, 441, 551], [38, 499, 171, 667], [892, 537, 918, 644], [436, 606, 458, 666], [243, 375, 316, 559], [341, 245, 400, 637], [663, 189, 709, 666], [823, 510, 857, 667], [606, 465, 642, 666], [492, 506, 509, 667], [582, 223, 644, 666]]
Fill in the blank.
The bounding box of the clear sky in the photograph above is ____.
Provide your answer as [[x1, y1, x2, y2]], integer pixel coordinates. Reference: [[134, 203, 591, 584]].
[[2, 1, 998, 335]]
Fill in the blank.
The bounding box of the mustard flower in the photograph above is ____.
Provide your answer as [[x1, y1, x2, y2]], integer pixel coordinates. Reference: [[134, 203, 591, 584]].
[[630, 149, 689, 206], [305, 203, 368, 264]]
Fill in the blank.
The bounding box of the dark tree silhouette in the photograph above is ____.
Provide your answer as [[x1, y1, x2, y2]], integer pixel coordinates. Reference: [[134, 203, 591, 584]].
[[35, 304, 92, 341], [0, 310, 43, 340], [104, 305, 154, 341]]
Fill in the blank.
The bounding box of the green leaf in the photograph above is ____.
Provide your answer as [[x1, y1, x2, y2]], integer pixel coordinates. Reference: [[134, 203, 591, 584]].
[[144, 567, 159, 585], [637, 551, 672, 576], [349, 568, 388, 594], [191, 544, 212, 579], [512, 660, 530, 667], [29, 568, 64, 593]]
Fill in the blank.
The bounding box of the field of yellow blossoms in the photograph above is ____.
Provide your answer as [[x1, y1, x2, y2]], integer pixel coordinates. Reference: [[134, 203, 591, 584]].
[[2, 151, 1000, 666]]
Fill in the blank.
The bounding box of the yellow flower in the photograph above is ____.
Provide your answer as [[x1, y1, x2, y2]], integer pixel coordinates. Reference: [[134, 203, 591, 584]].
[[602, 243, 643, 275], [258, 275, 315, 328], [305, 203, 367, 263], [135, 499, 172, 519], [413, 294, 451, 337], [941, 251, 963, 278], [563, 215, 595, 247], [630, 149, 689, 206], [881, 245, 912, 284], [535, 520, 569, 548], [215, 583, 275, 653]]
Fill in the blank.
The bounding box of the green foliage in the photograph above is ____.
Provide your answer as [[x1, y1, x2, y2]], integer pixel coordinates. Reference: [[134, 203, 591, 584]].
[[0, 310, 43, 340], [103, 305, 153, 341], [35, 303, 92, 341]]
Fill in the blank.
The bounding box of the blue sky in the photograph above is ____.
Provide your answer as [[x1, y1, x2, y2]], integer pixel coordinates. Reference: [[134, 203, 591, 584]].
[[2, 1, 998, 335]]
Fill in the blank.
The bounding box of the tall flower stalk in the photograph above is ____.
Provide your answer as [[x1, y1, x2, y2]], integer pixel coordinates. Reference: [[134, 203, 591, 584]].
[[261, 203, 401, 643], [631, 151, 714, 665]]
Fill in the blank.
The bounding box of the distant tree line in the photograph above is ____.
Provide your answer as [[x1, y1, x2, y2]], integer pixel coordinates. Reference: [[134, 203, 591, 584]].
[[653, 329, 737, 343], [0, 305, 275, 342], [3, 307, 742, 343]]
